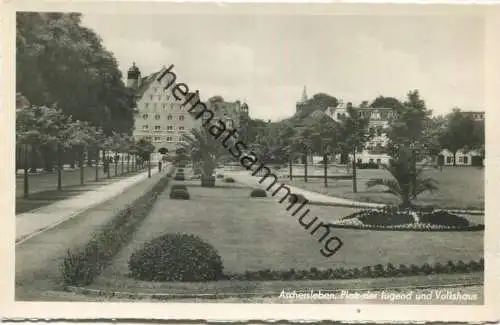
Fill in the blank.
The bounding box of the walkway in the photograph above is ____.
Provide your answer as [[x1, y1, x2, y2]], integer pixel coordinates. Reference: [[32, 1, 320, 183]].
[[16, 168, 161, 245], [223, 170, 384, 209]]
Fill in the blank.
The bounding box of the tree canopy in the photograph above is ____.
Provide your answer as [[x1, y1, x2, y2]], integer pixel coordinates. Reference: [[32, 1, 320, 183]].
[[16, 12, 135, 136]]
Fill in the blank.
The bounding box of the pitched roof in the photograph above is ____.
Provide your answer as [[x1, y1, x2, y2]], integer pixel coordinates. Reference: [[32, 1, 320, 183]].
[[135, 69, 163, 99]]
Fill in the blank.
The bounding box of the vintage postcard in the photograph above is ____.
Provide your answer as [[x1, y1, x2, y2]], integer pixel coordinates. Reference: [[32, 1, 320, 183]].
[[1, 0, 499, 322]]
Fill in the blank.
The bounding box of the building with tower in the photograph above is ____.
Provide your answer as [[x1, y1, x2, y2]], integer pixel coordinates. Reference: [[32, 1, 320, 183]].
[[127, 63, 200, 162], [127, 63, 249, 162], [295, 86, 308, 113]]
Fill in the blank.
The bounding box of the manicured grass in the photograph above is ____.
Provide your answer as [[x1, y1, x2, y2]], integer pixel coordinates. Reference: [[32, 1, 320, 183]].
[[282, 167, 484, 210], [93, 179, 483, 293]]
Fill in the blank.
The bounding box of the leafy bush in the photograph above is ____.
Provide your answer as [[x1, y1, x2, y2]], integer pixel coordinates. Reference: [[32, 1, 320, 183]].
[[216, 174, 224, 179], [169, 189, 190, 200], [250, 188, 267, 198], [174, 174, 185, 181], [419, 211, 470, 227], [128, 233, 224, 282], [61, 174, 170, 286], [171, 184, 187, 191], [224, 177, 235, 183], [358, 209, 414, 226]]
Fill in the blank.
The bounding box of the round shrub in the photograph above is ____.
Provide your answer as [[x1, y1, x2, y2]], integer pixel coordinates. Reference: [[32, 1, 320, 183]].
[[419, 211, 470, 227], [169, 189, 190, 200], [224, 177, 235, 183], [171, 184, 187, 191], [358, 209, 414, 226], [128, 233, 224, 282], [173, 174, 185, 181], [288, 193, 307, 204], [250, 188, 267, 198]]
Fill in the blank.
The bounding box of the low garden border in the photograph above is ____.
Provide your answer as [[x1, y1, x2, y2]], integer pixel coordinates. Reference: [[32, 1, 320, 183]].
[[65, 258, 483, 300], [66, 279, 483, 301], [61, 171, 172, 287]]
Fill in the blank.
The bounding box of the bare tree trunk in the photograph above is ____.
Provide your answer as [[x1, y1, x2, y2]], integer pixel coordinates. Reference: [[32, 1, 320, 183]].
[[352, 147, 357, 193], [23, 144, 29, 198], [304, 152, 308, 183], [289, 155, 293, 180], [324, 153, 328, 188], [57, 144, 62, 191], [79, 148, 84, 185]]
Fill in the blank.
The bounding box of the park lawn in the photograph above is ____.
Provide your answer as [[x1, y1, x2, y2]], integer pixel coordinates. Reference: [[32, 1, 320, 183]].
[[92, 177, 483, 294], [282, 167, 484, 210]]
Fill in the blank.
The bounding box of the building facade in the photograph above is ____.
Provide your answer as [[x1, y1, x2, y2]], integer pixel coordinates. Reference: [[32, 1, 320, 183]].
[[127, 63, 201, 161], [128, 63, 249, 162], [326, 102, 396, 164]]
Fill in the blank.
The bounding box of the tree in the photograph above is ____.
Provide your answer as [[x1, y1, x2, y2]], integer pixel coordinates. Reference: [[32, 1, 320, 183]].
[[366, 150, 439, 209], [439, 109, 476, 166], [295, 93, 339, 119], [65, 120, 100, 184], [337, 104, 371, 193], [135, 138, 155, 177], [370, 96, 404, 110], [16, 12, 135, 136], [181, 128, 226, 187]]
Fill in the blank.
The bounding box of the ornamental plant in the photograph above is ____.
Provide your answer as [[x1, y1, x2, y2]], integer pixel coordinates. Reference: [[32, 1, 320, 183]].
[[128, 233, 224, 282]]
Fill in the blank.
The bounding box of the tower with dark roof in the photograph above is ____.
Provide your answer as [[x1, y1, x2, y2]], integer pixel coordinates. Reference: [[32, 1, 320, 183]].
[[127, 62, 141, 89], [296, 85, 308, 113]]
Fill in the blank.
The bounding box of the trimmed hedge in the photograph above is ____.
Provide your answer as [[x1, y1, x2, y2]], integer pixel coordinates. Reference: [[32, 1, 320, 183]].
[[288, 193, 307, 204], [224, 177, 235, 183], [250, 188, 267, 198], [169, 188, 190, 200], [61, 174, 171, 286], [128, 233, 224, 282], [174, 174, 185, 181], [225, 258, 484, 281], [171, 184, 187, 191]]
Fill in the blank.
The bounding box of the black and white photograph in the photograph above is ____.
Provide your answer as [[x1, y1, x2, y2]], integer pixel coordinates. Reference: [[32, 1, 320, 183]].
[[1, 1, 499, 322]]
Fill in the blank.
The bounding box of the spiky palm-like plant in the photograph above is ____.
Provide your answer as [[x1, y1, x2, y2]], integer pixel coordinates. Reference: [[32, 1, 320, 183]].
[[181, 128, 226, 187], [366, 156, 438, 209]]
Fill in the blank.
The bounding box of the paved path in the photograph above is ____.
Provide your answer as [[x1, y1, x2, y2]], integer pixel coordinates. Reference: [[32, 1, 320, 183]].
[[16, 168, 160, 245], [223, 170, 384, 209]]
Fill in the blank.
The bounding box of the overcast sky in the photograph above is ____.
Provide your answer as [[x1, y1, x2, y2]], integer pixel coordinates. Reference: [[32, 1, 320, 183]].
[[82, 12, 485, 121]]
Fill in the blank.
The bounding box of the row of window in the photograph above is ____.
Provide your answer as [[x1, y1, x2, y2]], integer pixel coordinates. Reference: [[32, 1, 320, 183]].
[[142, 125, 185, 131], [142, 113, 185, 121], [446, 156, 469, 164], [143, 102, 184, 109], [143, 136, 184, 143]]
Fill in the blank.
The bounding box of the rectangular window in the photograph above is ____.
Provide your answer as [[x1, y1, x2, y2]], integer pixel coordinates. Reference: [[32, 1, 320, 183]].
[[463, 156, 469, 164], [154, 125, 161, 131], [167, 125, 174, 132], [154, 136, 161, 142], [446, 157, 452, 164], [166, 136, 173, 142], [142, 125, 149, 130]]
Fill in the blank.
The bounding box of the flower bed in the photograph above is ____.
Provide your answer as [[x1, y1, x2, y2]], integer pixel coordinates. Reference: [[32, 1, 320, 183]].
[[331, 207, 484, 231]]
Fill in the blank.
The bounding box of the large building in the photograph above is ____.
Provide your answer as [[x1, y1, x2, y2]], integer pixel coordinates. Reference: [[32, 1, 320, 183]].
[[205, 97, 249, 130], [127, 63, 201, 161], [326, 102, 396, 164], [127, 63, 249, 161]]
